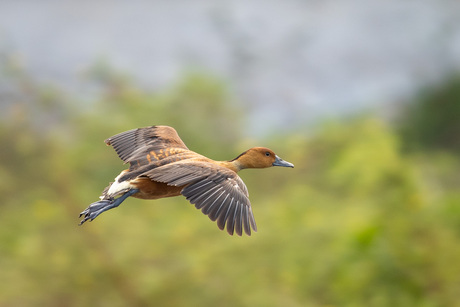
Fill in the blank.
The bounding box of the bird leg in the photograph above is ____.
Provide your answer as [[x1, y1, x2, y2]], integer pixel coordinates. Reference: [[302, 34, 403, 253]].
[[79, 188, 139, 225]]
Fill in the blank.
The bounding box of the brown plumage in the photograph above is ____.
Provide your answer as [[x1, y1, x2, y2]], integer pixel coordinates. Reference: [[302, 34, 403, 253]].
[[79, 125, 294, 236]]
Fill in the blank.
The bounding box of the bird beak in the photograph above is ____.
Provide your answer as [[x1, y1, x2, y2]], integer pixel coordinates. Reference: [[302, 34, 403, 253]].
[[273, 155, 294, 168]]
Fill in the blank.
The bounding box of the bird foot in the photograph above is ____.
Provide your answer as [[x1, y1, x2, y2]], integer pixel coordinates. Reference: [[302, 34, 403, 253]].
[[79, 199, 114, 225], [78, 188, 139, 225]]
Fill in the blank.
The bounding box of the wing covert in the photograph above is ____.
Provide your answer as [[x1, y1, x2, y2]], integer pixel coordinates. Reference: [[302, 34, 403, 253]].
[[104, 125, 190, 169]]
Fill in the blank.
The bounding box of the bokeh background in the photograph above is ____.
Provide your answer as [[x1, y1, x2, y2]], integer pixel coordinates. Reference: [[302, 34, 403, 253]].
[[1, 1, 460, 306]]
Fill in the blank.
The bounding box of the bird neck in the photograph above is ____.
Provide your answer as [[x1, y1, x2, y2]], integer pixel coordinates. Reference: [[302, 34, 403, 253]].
[[216, 160, 244, 173], [218, 151, 263, 172]]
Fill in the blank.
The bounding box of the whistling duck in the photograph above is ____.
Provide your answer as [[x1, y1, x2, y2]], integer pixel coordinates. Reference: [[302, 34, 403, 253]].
[[79, 125, 294, 236]]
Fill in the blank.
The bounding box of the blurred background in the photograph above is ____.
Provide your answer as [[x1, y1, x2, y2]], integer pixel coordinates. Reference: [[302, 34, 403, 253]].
[[1, 1, 460, 306]]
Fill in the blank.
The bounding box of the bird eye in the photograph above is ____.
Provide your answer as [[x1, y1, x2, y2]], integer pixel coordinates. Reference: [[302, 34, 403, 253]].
[[265, 152, 271, 157]]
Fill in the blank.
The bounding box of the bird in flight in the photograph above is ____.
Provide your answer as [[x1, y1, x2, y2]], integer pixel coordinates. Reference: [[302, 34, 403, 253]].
[[79, 125, 294, 236]]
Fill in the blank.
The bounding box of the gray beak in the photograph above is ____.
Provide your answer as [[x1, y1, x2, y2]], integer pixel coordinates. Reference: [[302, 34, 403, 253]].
[[272, 155, 294, 168]]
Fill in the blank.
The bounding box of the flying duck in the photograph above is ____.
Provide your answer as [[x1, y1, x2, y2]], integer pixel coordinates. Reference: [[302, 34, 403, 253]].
[[79, 125, 294, 236]]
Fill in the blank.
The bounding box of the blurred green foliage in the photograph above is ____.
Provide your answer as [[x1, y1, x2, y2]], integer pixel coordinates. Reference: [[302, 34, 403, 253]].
[[1, 69, 460, 307]]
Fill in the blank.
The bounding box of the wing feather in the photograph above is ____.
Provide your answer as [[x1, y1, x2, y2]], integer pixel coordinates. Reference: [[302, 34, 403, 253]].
[[146, 161, 257, 236], [104, 126, 190, 170], [225, 200, 238, 236], [235, 204, 243, 236], [243, 206, 251, 236]]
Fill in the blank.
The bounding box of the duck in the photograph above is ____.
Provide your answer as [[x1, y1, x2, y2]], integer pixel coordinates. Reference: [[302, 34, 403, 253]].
[[79, 125, 294, 236]]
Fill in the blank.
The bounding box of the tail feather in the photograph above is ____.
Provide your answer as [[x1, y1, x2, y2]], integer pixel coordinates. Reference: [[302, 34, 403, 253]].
[[99, 182, 113, 200]]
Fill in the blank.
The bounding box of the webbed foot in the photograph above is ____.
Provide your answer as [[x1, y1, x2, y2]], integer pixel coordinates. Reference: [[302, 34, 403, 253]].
[[79, 200, 113, 225], [79, 189, 139, 225]]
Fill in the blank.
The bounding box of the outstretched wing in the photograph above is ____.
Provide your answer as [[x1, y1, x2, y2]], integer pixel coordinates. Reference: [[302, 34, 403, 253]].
[[104, 126, 191, 170], [145, 160, 257, 236]]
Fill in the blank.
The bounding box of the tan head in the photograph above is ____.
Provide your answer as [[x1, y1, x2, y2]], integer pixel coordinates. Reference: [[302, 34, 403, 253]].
[[232, 147, 294, 170]]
